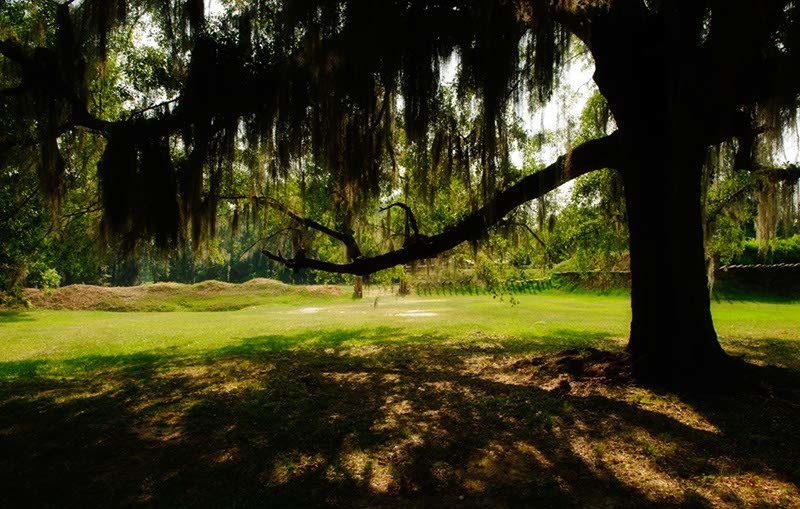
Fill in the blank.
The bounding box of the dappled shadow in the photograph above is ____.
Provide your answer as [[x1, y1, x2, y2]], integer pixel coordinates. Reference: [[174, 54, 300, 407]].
[[0, 330, 799, 507], [723, 337, 800, 370], [0, 310, 34, 324]]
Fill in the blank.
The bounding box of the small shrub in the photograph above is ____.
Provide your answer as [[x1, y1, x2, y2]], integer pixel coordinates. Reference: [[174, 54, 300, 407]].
[[0, 286, 29, 308], [26, 265, 61, 292], [39, 268, 61, 292]]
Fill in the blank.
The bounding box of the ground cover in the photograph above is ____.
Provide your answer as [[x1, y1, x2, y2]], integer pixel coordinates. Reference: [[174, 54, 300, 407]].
[[1, 286, 799, 507]]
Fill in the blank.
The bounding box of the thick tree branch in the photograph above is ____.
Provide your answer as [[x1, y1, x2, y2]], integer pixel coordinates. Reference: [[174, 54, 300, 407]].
[[263, 132, 622, 275], [0, 38, 273, 143], [0, 38, 119, 134], [754, 164, 800, 183]]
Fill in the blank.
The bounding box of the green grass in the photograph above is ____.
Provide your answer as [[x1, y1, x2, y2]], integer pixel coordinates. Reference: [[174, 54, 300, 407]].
[[2, 290, 799, 369], [1, 289, 799, 507]]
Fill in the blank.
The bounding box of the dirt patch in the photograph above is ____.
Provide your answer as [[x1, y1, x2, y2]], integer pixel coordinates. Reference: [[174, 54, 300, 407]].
[[295, 307, 325, 314], [240, 278, 291, 292], [142, 282, 183, 293], [303, 284, 343, 297], [192, 280, 235, 293]]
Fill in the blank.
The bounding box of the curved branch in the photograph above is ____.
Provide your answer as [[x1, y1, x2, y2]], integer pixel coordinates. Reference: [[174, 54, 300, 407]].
[[262, 198, 361, 259], [221, 195, 363, 260], [263, 132, 622, 275], [379, 202, 420, 237], [503, 220, 548, 250]]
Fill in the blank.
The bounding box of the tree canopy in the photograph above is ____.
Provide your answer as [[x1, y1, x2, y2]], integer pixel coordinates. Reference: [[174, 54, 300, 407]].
[[2, 1, 798, 269]]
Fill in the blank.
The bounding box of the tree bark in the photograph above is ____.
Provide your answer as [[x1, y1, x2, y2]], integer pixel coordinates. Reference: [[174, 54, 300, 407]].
[[621, 136, 726, 381], [587, 6, 730, 383]]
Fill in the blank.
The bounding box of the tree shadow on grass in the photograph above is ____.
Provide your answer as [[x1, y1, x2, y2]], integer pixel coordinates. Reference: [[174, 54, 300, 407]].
[[0, 310, 34, 324], [0, 328, 798, 507], [723, 337, 800, 370]]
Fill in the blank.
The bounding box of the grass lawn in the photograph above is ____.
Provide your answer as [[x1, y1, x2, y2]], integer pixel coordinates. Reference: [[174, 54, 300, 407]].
[[1, 287, 799, 507]]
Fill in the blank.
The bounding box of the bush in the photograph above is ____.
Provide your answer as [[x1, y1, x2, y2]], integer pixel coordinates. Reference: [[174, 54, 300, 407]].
[[734, 235, 800, 265], [40, 268, 61, 290], [26, 265, 61, 291], [0, 286, 29, 308]]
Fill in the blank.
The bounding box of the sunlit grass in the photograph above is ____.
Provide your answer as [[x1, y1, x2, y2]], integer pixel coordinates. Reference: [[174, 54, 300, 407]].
[[0, 292, 622, 379], [1, 290, 798, 370]]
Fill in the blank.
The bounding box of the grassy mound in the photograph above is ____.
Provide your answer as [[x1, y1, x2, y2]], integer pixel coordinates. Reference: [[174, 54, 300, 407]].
[[21, 279, 343, 312]]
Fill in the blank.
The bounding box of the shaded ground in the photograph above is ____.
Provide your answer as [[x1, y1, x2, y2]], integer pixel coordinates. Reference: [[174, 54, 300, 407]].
[[1, 330, 799, 508]]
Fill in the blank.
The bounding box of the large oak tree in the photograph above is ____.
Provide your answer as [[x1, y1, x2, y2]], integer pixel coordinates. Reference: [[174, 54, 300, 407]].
[[3, 0, 800, 382]]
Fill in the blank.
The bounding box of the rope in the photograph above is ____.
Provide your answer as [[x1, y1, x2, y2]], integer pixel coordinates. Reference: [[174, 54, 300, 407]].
[[719, 263, 800, 270]]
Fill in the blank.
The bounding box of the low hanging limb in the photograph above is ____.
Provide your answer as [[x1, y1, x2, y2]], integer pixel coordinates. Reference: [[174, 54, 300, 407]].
[[262, 198, 361, 259], [262, 132, 622, 275]]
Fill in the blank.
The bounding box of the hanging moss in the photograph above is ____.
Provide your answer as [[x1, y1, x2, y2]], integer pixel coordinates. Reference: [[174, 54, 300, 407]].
[[756, 179, 778, 258], [97, 134, 137, 237], [11, 0, 584, 253], [97, 133, 180, 250], [38, 136, 65, 212]]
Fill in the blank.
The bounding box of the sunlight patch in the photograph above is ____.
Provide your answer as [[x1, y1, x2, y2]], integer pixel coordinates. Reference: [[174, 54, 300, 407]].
[[394, 309, 438, 317], [269, 452, 325, 485]]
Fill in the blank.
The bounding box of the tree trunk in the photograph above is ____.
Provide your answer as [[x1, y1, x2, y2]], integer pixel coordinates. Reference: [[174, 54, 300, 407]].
[[353, 276, 363, 299], [621, 138, 726, 382], [587, 10, 730, 382]]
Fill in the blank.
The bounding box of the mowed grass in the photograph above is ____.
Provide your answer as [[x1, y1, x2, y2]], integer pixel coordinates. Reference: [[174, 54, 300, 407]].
[[2, 290, 798, 369], [1, 292, 633, 365], [1, 287, 799, 507]]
